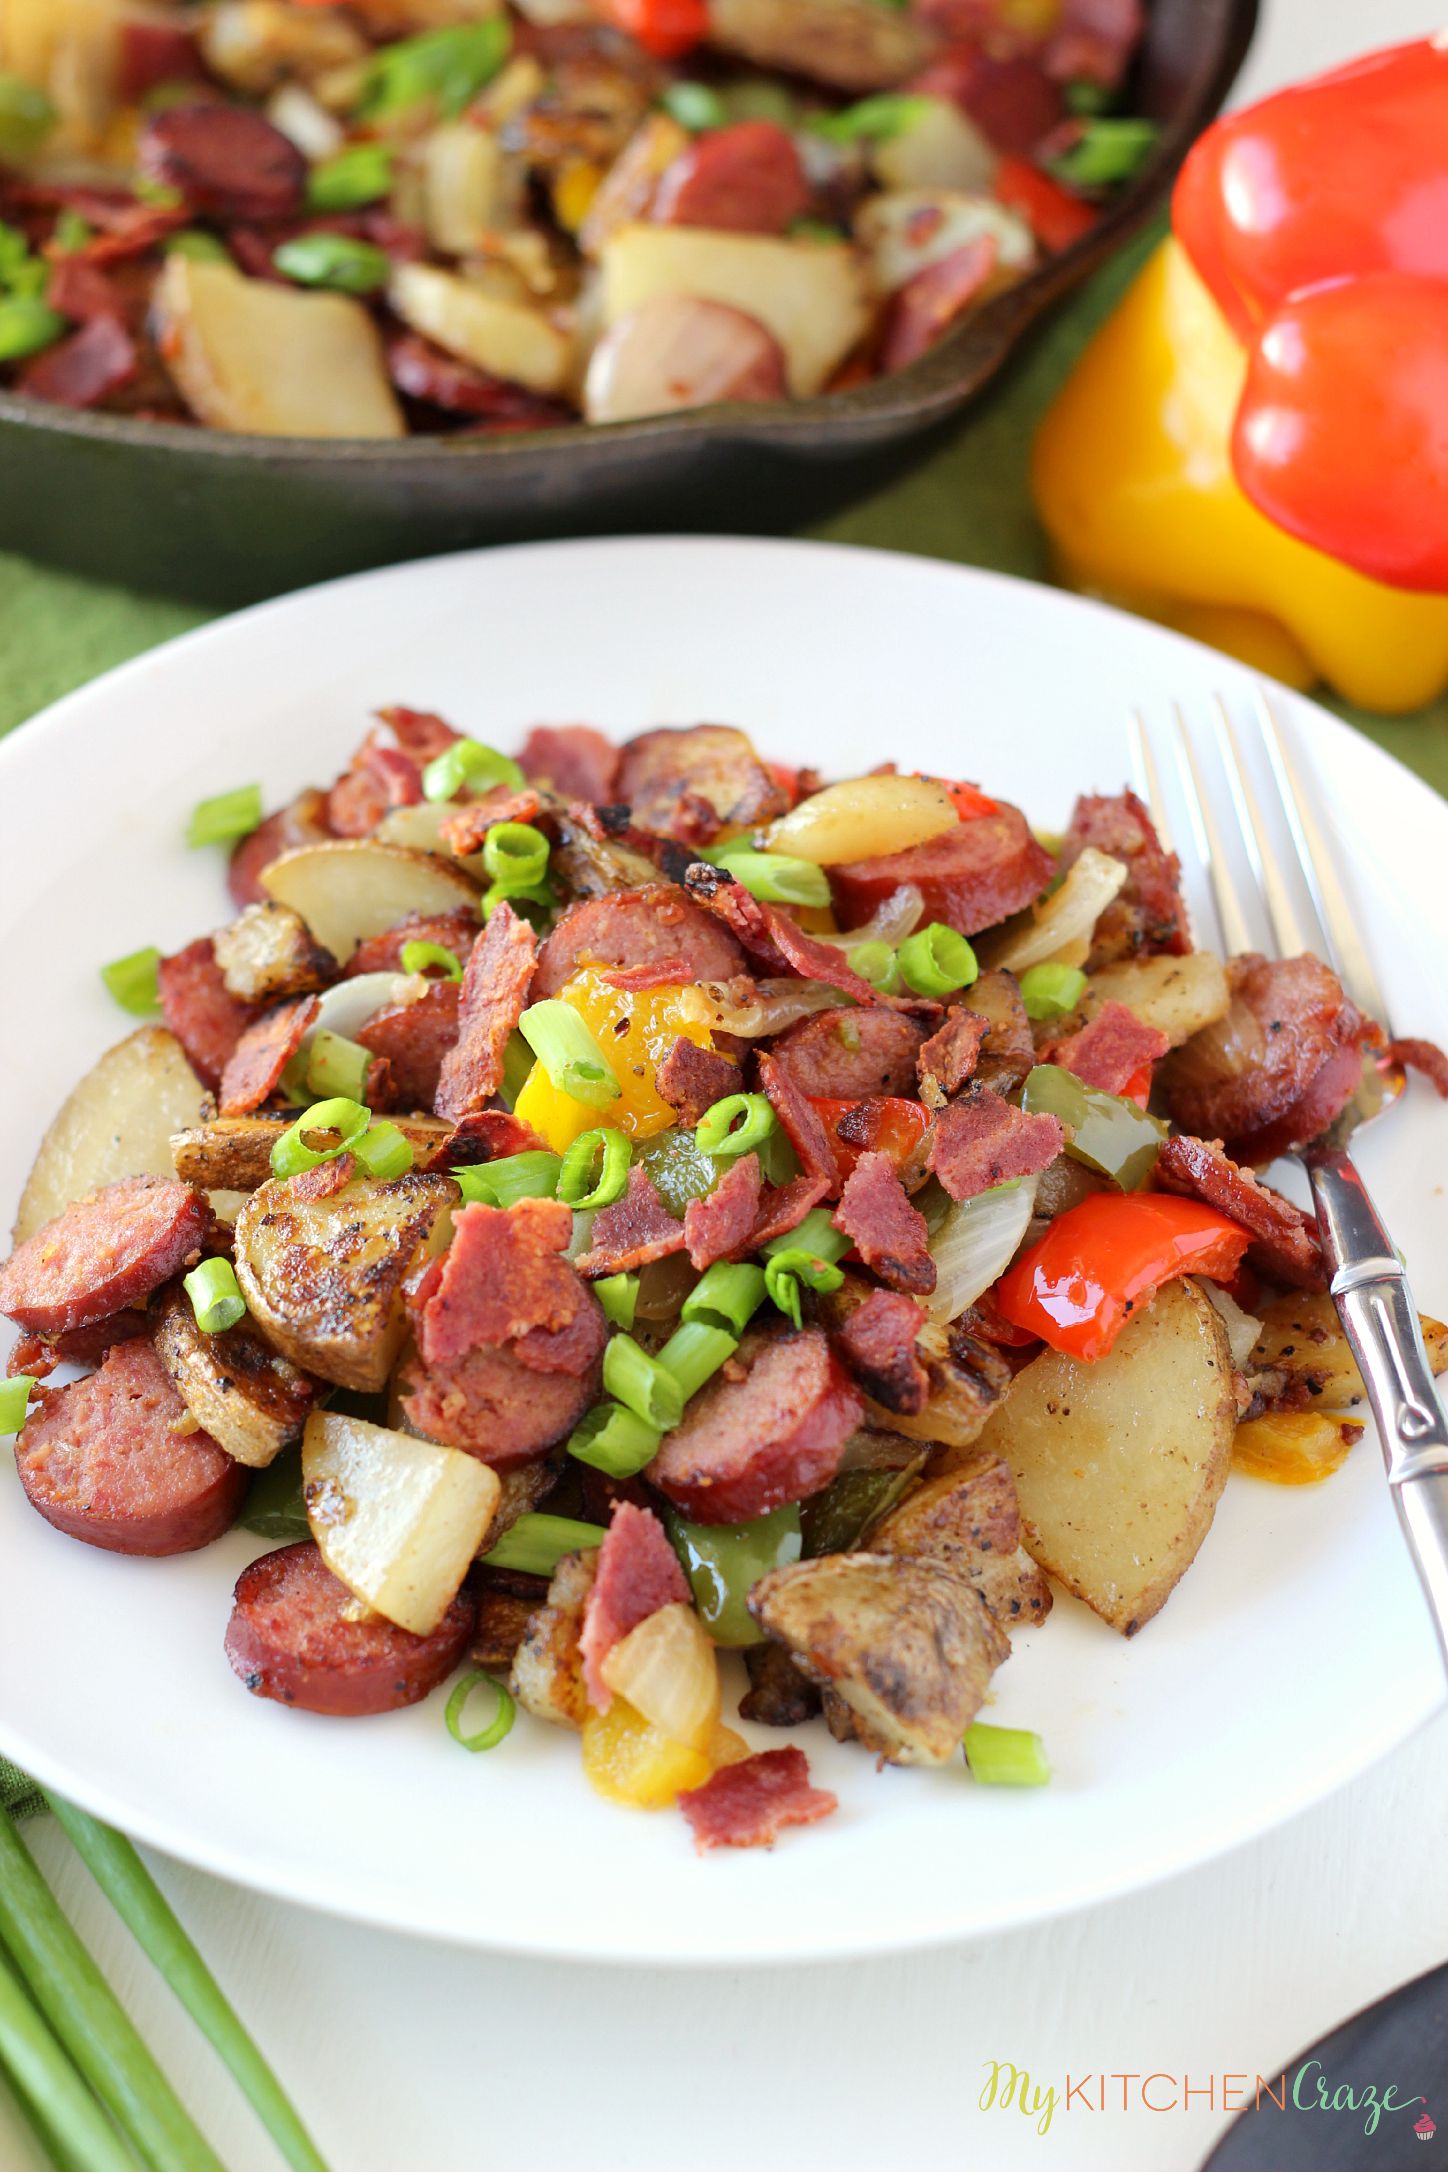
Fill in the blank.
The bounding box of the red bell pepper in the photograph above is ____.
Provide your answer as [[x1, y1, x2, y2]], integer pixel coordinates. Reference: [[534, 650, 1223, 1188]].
[[911, 774, 1000, 820], [810, 1095, 931, 1182], [994, 157, 1095, 255], [993, 1192, 1249, 1362], [600, 0, 708, 60]]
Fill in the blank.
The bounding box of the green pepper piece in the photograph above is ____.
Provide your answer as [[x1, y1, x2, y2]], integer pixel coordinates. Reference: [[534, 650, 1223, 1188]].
[[634, 1125, 718, 1218], [667, 1505, 802, 1647], [1021, 1063, 1166, 1191], [238, 1449, 310, 1542], [800, 1456, 926, 1558]]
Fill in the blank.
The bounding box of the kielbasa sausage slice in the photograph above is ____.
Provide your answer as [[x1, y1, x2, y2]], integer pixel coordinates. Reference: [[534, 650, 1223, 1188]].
[[224, 1542, 473, 1716], [0, 1177, 213, 1340]]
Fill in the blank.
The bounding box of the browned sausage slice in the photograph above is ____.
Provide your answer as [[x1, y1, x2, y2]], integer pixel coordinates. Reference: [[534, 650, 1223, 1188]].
[[0, 1178, 213, 1339], [652, 122, 809, 234], [357, 981, 461, 1111], [139, 103, 306, 221], [532, 885, 745, 998], [158, 935, 260, 1089], [225, 1542, 473, 1716], [831, 805, 1055, 936], [650, 1325, 863, 1524], [16, 1339, 244, 1556], [768, 1006, 927, 1099], [228, 791, 331, 912], [617, 726, 788, 845]]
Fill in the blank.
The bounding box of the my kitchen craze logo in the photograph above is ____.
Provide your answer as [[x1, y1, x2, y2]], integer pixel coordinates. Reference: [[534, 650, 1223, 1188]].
[[978, 2060, 1429, 2139]]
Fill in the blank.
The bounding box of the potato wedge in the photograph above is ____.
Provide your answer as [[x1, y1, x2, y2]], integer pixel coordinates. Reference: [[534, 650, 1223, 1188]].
[[15, 1028, 207, 1246], [599, 225, 872, 398], [1080, 951, 1231, 1050], [153, 1288, 323, 1469], [259, 839, 480, 963], [212, 902, 337, 1004], [978, 1278, 1237, 1635], [389, 263, 573, 395], [302, 1411, 498, 1635], [171, 1111, 453, 1191], [855, 188, 1033, 295], [707, 0, 931, 91], [154, 256, 405, 439], [1248, 1290, 1448, 1413], [233, 1170, 454, 1391]]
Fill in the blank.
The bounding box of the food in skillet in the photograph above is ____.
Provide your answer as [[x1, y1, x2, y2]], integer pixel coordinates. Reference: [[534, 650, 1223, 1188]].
[[5, 714, 1447, 1852], [0, 0, 1153, 434]]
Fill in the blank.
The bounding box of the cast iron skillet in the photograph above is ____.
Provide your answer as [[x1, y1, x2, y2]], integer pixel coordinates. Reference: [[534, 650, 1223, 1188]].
[[0, 0, 1256, 606]]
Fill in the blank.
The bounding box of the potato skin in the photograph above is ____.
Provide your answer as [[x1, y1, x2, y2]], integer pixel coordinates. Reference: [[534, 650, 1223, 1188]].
[[233, 1170, 454, 1392], [153, 1284, 323, 1468], [212, 901, 337, 1004], [1248, 1289, 1448, 1415], [1079, 952, 1230, 1051], [171, 1113, 451, 1193], [511, 1550, 597, 1731], [977, 1278, 1237, 1636], [870, 1450, 1052, 1631]]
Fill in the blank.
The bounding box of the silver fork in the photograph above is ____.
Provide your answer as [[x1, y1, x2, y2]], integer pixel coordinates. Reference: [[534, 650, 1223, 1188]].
[[1135, 690, 1448, 1674]]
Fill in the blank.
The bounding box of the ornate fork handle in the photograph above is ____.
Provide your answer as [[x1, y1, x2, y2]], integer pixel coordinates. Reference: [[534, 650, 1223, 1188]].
[[1306, 1146, 1448, 1663]]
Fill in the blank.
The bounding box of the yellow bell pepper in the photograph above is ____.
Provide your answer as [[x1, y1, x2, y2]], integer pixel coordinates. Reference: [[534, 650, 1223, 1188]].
[[1032, 238, 1448, 713], [512, 965, 724, 1155], [581, 1697, 750, 1809]]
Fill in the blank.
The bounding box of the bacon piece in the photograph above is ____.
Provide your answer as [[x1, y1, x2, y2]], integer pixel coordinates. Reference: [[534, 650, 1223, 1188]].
[[1046, 0, 1144, 87], [288, 1153, 356, 1203], [758, 1051, 841, 1188], [928, 1086, 1063, 1201], [374, 706, 460, 762], [425, 1108, 544, 1171], [140, 103, 306, 222], [655, 1037, 739, 1125], [434, 900, 537, 1122], [217, 995, 318, 1117], [1058, 788, 1189, 967], [651, 1325, 862, 1524], [343, 908, 479, 979], [436, 790, 545, 859], [830, 805, 1055, 938], [534, 885, 743, 1000], [684, 1152, 762, 1270], [832, 1151, 936, 1296], [119, 18, 205, 98], [1043, 1001, 1170, 1097], [45, 257, 127, 324], [1385, 1038, 1448, 1097], [326, 733, 424, 836], [1154, 1134, 1326, 1293], [10, 1313, 149, 1374], [356, 981, 460, 1111], [0, 1178, 212, 1339], [684, 867, 889, 1006], [770, 1007, 926, 1099], [228, 790, 331, 911], [518, 726, 620, 803], [15, 313, 136, 412], [415, 1199, 601, 1372], [883, 234, 999, 372], [578, 1501, 690, 1711], [832, 1286, 930, 1414], [747, 1175, 831, 1251], [917, 1006, 987, 1108], [158, 935, 260, 1088], [967, 968, 1035, 1094], [678, 1746, 837, 1853], [575, 1166, 687, 1275], [599, 958, 692, 992]]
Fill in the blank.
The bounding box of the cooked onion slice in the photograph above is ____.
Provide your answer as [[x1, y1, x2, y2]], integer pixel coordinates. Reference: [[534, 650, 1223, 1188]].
[[982, 847, 1128, 973], [584, 295, 787, 424], [678, 977, 843, 1037], [810, 883, 925, 951], [599, 1601, 721, 1752], [767, 776, 956, 866], [922, 1174, 1040, 1328]]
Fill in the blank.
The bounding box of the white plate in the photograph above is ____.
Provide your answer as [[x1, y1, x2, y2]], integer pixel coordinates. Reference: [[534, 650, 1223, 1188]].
[[1, 538, 1444, 1967]]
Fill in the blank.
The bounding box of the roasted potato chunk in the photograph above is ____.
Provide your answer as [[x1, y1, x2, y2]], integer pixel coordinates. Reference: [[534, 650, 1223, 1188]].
[[260, 839, 480, 962], [708, 0, 931, 91], [1248, 1290, 1448, 1414], [212, 902, 337, 1004], [749, 1552, 1008, 1766], [232, 1170, 453, 1392], [1079, 951, 1231, 1050], [16, 1029, 206, 1245], [153, 1286, 322, 1469], [978, 1279, 1237, 1636], [866, 1317, 1015, 1453], [511, 1549, 596, 1731], [472, 1586, 542, 1670], [172, 1112, 452, 1192], [870, 1450, 1053, 1631]]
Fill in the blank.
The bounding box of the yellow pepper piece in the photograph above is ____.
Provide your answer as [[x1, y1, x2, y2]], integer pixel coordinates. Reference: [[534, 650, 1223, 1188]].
[[1233, 1412, 1362, 1487], [515, 966, 721, 1155], [582, 1696, 715, 1808], [512, 1063, 603, 1156], [1033, 239, 1448, 714], [553, 159, 603, 235]]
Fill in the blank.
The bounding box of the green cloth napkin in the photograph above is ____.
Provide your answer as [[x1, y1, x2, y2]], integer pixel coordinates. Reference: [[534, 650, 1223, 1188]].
[[1, 226, 1446, 792], [0, 1760, 43, 1822]]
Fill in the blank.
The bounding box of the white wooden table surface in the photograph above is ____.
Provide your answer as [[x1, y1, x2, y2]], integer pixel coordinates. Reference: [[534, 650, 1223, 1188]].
[[5, 6, 1445, 2168]]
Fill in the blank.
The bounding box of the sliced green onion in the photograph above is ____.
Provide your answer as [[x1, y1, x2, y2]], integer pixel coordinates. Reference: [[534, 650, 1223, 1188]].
[[846, 939, 902, 992], [765, 1244, 844, 1305], [1049, 116, 1159, 189], [763, 1207, 851, 1265], [444, 1670, 515, 1753], [660, 81, 727, 131], [352, 1120, 413, 1180], [482, 877, 554, 924], [567, 1400, 661, 1480], [269, 1095, 370, 1179], [53, 207, 93, 254], [0, 295, 66, 362], [482, 1511, 606, 1577], [558, 1127, 631, 1210], [165, 228, 231, 263], [707, 844, 831, 909], [498, 1031, 533, 1109], [810, 91, 931, 143], [453, 1149, 561, 1207], [400, 939, 462, 980], [756, 1124, 800, 1187], [0, 76, 56, 164], [766, 1265, 803, 1328], [897, 921, 979, 997], [681, 1260, 767, 1336], [421, 735, 525, 804], [695, 1091, 778, 1160], [656, 1320, 736, 1403], [306, 141, 395, 211], [963, 1723, 1051, 1786], [482, 820, 549, 890], [273, 232, 390, 294], [100, 944, 161, 1017], [1019, 961, 1086, 1020], [183, 1258, 246, 1335], [594, 1272, 639, 1331], [306, 1028, 371, 1103], [360, 16, 512, 119], [185, 783, 261, 848], [1065, 78, 1115, 115], [519, 999, 621, 1110], [0, 1377, 34, 1435], [42, 1792, 331, 2172], [603, 1333, 685, 1431]]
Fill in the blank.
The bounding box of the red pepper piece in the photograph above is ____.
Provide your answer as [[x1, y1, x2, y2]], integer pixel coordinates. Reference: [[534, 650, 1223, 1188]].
[[809, 1096, 931, 1183], [601, 0, 708, 60]]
